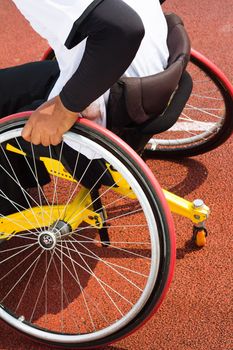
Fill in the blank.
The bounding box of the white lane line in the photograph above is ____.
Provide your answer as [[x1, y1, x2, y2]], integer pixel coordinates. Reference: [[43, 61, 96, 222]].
[[169, 121, 216, 131]]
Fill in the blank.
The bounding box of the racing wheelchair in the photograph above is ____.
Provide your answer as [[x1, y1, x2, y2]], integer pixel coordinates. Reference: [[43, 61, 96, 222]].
[[0, 12, 232, 350]]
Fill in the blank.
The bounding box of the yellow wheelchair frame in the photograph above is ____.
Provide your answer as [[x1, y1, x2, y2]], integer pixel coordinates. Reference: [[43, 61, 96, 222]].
[[0, 142, 210, 247]]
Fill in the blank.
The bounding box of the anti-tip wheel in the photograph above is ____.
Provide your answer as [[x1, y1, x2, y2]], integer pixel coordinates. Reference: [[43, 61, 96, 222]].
[[193, 227, 207, 247]]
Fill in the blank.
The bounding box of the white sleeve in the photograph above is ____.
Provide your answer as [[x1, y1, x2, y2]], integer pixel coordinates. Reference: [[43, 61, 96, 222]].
[[12, 0, 98, 46]]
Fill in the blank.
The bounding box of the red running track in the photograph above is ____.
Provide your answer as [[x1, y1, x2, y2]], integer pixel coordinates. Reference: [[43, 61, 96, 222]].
[[0, 1, 232, 349]]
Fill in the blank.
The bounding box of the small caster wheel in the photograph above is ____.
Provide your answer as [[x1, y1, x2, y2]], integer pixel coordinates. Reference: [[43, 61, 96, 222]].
[[193, 227, 207, 247]]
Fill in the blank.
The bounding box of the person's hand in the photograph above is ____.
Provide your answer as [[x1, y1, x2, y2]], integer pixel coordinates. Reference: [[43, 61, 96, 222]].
[[21, 96, 78, 146], [81, 101, 101, 120]]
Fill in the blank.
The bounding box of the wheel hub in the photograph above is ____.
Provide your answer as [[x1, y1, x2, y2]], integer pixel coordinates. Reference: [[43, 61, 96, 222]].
[[38, 231, 57, 250], [38, 221, 71, 250]]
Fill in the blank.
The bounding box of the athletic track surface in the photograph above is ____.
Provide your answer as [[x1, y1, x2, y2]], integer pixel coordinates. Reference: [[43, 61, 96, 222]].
[[0, 1, 232, 349]]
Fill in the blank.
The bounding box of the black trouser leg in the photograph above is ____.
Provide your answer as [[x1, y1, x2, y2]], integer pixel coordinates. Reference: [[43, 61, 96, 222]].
[[0, 60, 59, 214], [0, 60, 59, 117]]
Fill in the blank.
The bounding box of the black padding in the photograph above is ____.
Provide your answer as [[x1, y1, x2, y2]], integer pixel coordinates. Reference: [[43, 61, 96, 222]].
[[108, 12, 191, 127], [140, 71, 193, 134]]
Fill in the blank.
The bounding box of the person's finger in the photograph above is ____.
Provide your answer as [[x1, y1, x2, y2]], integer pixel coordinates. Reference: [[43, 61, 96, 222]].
[[50, 133, 62, 146], [21, 122, 32, 142], [41, 135, 51, 147], [30, 129, 41, 145]]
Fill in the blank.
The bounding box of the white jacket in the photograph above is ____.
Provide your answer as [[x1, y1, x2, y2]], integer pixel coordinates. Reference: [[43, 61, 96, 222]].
[[12, 0, 169, 127]]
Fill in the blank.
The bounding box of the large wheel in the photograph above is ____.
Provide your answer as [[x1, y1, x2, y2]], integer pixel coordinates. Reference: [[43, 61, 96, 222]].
[[144, 49, 233, 158], [0, 113, 175, 348]]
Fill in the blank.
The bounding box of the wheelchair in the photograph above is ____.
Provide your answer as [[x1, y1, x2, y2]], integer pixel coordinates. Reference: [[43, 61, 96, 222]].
[[0, 12, 232, 350]]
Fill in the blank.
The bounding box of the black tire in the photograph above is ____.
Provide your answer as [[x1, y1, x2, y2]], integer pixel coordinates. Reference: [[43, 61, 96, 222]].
[[0, 114, 175, 348], [143, 49, 233, 158]]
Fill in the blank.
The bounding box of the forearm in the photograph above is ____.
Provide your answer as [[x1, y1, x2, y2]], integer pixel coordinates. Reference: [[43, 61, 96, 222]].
[[59, 0, 144, 112]]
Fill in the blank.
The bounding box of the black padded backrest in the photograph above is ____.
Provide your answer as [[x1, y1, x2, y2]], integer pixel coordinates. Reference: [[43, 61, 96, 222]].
[[122, 13, 191, 124], [166, 13, 190, 68]]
